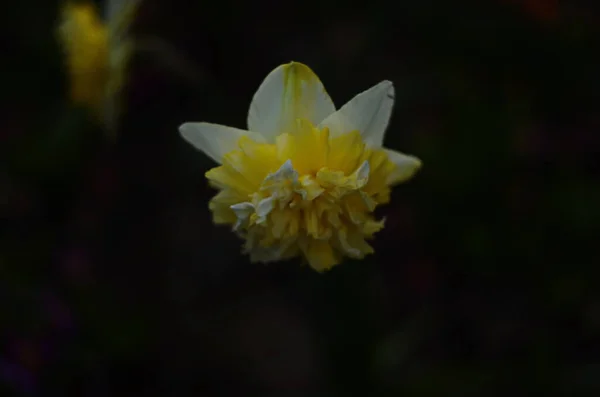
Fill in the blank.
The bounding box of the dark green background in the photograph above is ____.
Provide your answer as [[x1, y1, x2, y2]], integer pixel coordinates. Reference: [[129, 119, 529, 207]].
[[2, 0, 599, 396]]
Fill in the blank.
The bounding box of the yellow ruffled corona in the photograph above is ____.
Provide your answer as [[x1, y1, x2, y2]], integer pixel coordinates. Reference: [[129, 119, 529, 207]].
[[57, 0, 139, 132], [180, 62, 422, 271]]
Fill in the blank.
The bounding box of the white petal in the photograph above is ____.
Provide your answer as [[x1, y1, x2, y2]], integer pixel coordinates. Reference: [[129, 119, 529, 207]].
[[230, 201, 255, 231], [247, 62, 336, 141], [319, 81, 394, 147], [255, 196, 275, 221], [179, 122, 264, 164], [385, 148, 422, 185], [264, 159, 298, 183], [354, 160, 370, 187], [230, 202, 254, 217]]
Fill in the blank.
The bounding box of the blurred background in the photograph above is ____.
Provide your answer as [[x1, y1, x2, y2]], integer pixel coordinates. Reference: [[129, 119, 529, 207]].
[[2, 0, 599, 395]]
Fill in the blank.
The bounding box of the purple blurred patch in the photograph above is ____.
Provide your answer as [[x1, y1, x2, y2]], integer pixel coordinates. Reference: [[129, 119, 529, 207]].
[[0, 357, 37, 396]]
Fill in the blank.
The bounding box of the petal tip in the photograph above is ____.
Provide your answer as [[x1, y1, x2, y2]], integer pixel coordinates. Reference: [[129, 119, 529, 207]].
[[406, 157, 423, 179], [284, 61, 310, 71], [178, 122, 192, 136], [385, 150, 423, 185], [178, 122, 199, 141], [380, 80, 395, 100], [281, 61, 320, 83], [268, 61, 313, 78], [411, 156, 423, 168], [404, 155, 423, 174]]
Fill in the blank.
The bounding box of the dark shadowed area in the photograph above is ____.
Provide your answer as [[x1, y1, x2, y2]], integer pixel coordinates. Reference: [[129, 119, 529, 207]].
[[2, 0, 599, 396]]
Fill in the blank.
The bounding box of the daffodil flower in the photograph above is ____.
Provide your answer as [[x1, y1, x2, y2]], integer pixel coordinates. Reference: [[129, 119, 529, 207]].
[[57, 0, 140, 134], [180, 62, 422, 272]]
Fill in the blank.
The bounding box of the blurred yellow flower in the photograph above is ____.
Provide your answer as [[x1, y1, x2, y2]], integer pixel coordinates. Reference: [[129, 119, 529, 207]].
[[57, 0, 139, 133], [180, 62, 422, 271]]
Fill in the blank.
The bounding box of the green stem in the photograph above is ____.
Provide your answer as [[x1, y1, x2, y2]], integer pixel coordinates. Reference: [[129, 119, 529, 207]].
[[133, 37, 211, 88]]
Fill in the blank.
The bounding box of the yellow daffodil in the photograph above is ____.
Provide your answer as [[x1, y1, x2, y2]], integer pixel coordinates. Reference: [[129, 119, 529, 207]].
[[180, 62, 422, 272], [57, 0, 139, 134]]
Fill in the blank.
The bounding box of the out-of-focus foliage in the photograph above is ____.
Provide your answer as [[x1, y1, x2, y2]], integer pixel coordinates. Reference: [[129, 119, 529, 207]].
[[2, 0, 599, 396]]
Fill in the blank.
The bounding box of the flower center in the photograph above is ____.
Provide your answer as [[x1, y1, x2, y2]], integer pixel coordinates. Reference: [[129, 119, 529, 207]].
[[205, 119, 397, 271]]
